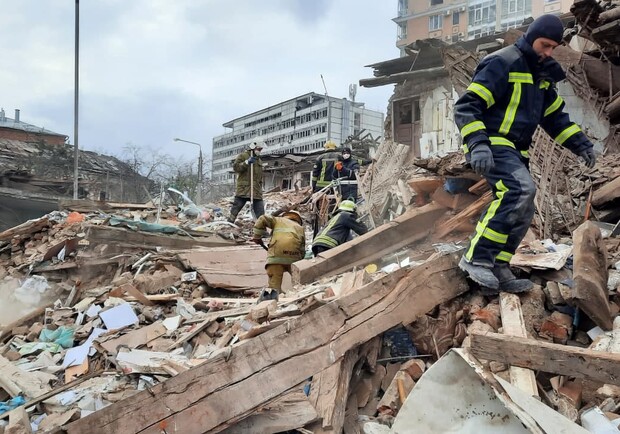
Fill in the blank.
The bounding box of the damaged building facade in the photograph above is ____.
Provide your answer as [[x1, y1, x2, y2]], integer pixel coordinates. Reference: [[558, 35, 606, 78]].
[[362, 17, 614, 165], [0, 109, 152, 231]]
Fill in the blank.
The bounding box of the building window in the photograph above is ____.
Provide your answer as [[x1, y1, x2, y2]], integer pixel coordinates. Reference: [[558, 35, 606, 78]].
[[429, 14, 442, 31], [430, 0, 443, 5], [508, 0, 517, 13], [398, 22, 407, 40], [398, 0, 408, 15], [453, 12, 460, 25], [469, 2, 495, 25]]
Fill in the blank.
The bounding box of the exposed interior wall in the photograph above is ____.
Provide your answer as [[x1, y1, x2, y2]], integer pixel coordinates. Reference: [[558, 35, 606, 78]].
[[558, 81, 610, 153], [389, 74, 460, 161]]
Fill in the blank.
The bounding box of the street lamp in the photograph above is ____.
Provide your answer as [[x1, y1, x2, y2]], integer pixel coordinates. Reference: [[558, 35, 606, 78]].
[[173, 138, 203, 205]]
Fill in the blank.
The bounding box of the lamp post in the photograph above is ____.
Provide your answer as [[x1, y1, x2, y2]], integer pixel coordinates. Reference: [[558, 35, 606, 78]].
[[73, 0, 80, 199], [173, 138, 203, 205]]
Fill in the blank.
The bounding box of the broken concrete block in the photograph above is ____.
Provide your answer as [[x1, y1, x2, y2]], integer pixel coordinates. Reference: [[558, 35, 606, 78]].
[[597, 384, 620, 399], [539, 311, 573, 344], [249, 300, 278, 323], [377, 371, 414, 416], [543, 281, 566, 306], [471, 304, 501, 331], [572, 220, 613, 331], [558, 380, 583, 409], [400, 359, 425, 381]]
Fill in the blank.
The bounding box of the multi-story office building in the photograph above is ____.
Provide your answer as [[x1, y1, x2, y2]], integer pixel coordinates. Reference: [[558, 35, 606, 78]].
[[393, 0, 573, 52], [211, 92, 383, 184]]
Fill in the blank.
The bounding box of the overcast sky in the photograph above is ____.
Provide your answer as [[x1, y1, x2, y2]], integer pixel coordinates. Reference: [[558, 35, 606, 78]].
[[1, 1, 397, 162]]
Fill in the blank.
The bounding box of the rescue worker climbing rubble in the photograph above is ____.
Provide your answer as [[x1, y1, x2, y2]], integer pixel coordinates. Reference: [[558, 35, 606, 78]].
[[454, 14, 596, 295], [334, 147, 374, 201], [252, 211, 305, 302], [311, 140, 341, 193], [312, 200, 368, 256]]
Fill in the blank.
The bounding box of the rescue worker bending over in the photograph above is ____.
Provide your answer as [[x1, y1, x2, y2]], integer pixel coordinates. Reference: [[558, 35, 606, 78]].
[[229, 141, 265, 223], [252, 211, 305, 302], [312, 141, 341, 192], [312, 200, 368, 256], [334, 147, 374, 201], [454, 14, 596, 295]]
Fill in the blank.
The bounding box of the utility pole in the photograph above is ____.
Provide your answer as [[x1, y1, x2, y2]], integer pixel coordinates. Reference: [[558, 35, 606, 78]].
[[173, 138, 203, 205], [321, 74, 331, 142], [73, 0, 80, 199]]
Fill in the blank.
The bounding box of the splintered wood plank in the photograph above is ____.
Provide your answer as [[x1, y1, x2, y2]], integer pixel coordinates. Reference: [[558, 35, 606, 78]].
[[499, 293, 539, 398], [435, 190, 492, 238], [64, 252, 467, 434], [178, 246, 268, 291], [309, 349, 359, 433], [292, 202, 447, 285], [219, 389, 318, 434], [0, 216, 48, 241], [571, 221, 612, 330], [407, 177, 443, 194], [86, 225, 235, 250], [470, 332, 620, 386], [468, 178, 488, 195]]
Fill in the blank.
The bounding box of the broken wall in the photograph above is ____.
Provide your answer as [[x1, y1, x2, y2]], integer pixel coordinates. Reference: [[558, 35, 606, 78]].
[[389, 74, 460, 162], [558, 80, 609, 151]]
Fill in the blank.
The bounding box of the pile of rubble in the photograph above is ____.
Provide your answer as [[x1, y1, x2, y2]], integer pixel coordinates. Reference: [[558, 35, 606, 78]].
[[0, 150, 619, 433]]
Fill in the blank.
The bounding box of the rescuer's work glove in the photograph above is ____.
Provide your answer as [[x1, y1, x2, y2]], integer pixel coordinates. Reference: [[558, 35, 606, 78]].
[[579, 148, 596, 168], [335, 161, 343, 171], [469, 143, 494, 175]]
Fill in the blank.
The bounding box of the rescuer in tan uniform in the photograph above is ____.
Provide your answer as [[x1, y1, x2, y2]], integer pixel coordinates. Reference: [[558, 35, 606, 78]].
[[252, 211, 305, 302]]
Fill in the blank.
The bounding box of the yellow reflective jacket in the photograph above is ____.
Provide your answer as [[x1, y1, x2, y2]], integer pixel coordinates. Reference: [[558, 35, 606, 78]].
[[253, 215, 305, 265]]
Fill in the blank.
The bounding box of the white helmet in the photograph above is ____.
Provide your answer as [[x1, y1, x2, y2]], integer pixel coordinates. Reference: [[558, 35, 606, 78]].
[[249, 138, 265, 150]]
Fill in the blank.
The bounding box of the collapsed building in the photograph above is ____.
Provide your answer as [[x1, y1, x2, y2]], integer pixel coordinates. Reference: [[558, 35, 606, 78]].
[[0, 109, 152, 232], [1, 4, 620, 434]]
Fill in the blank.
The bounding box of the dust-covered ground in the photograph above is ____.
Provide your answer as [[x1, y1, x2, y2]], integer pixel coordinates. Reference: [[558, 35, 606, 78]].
[[0, 276, 59, 328]]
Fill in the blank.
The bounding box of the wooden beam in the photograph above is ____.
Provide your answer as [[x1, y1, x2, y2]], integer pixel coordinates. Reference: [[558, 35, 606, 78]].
[[499, 294, 539, 398], [63, 252, 468, 434], [592, 175, 620, 207], [571, 221, 612, 331], [86, 225, 235, 250], [292, 202, 447, 285], [218, 389, 318, 434], [0, 216, 49, 241], [309, 349, 359, 433], [470, 332, 620, 386], [435, 191, 492, 238], [59, 199, 155, 212]]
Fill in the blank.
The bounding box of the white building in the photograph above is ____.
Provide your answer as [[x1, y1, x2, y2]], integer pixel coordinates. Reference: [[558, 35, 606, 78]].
[[211, 92, 384, 184]]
